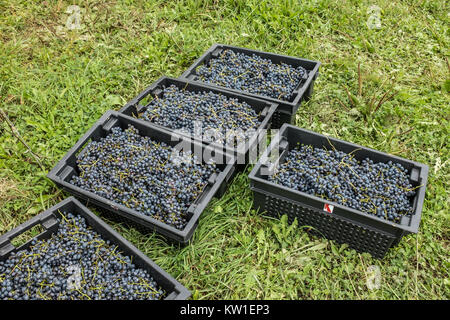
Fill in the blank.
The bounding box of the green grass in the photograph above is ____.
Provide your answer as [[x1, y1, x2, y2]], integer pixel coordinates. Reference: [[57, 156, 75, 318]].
[[0, 0, 449, 299]]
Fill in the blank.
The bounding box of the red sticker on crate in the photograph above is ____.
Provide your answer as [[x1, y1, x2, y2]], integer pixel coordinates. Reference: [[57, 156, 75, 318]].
[[324, 203, 334, 213]]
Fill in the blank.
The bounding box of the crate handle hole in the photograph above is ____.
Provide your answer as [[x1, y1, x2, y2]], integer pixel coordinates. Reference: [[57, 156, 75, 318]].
[[10, 224, 46, 248]]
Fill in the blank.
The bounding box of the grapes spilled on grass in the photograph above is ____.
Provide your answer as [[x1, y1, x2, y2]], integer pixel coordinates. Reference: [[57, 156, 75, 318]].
[[268, 143, 418, 222], [70, 125, 219, 230], [196, 49, 307, 101], [0, 213, 164, 300]]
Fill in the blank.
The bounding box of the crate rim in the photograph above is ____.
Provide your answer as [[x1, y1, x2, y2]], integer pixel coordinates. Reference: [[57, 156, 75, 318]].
[[119, 76, 278, 160], [47, 111, 236, 243], [180, 43, 322, 107], [0, 197, 191, 300], [248, 123, 429, 234]]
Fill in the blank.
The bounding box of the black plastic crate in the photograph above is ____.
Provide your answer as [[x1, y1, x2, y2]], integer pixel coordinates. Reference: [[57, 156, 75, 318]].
[[47, 111, 236, 244], [0, 197, 190, 300], [248, 124, 429, 259], [119, 76, 277, 168], [180, 44, 321, 128]]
